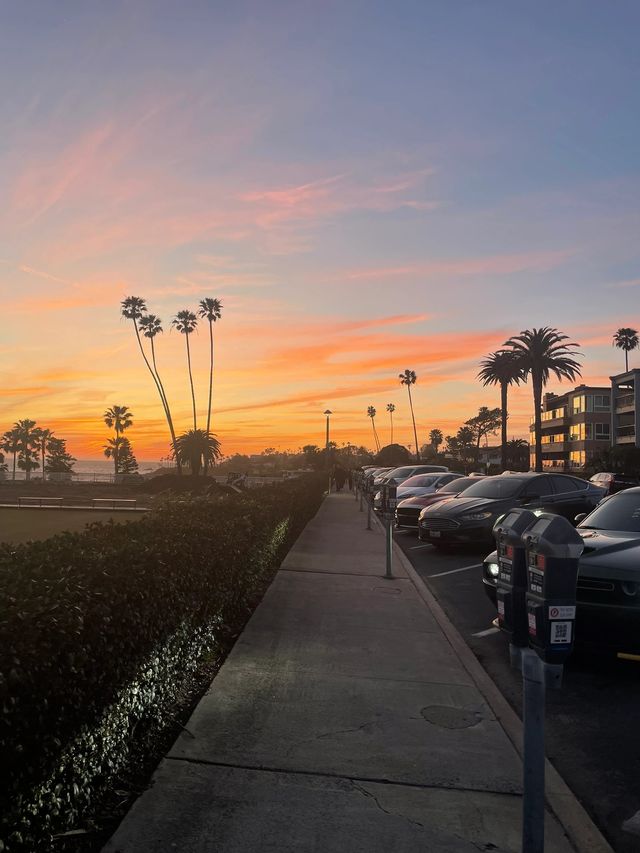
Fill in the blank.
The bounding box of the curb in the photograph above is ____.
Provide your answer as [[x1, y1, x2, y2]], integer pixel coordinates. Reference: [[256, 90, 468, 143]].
[[376, 516, 614, 853]]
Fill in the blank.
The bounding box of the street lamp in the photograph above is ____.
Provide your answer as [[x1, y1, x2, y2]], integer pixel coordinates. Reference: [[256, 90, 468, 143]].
[[324, 410, 332, 453]]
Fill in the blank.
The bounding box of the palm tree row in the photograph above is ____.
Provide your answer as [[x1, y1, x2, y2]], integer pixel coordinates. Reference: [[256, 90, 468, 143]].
[[364, 369, 423, 461], [1, 421, 75, 479], [478, 327, 582, 473], [121, 296, 223, 475]]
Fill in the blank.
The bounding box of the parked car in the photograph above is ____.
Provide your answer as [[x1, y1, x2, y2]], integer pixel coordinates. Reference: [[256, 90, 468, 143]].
[[418, 472, 606, 547], [373, 464, 449, 488], [483, 487, 640, 653], [395, 475, 485, 530], [374, 472, 462, 512], [589, 472, 640, 495]]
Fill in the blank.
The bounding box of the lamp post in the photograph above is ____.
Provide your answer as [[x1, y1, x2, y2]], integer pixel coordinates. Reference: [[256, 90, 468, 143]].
[[324, 410, 332, 491]]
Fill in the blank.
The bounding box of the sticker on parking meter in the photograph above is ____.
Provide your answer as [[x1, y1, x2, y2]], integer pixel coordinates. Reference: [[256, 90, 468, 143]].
[[548, 605, 576, 620], [550, 621, 572, 644], [497, 600, 505, 619], [528, 612, 536, 635]]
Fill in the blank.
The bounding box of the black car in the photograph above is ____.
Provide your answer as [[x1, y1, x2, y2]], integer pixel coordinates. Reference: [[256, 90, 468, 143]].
[[418, 473, 605, 547], [483, 487, 640, 653], [589, 472, 640, 495], [395, 476, 482, 530]]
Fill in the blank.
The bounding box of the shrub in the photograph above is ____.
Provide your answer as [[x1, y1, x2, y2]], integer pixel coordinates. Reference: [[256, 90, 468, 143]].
[[0, 475, 325, 851]]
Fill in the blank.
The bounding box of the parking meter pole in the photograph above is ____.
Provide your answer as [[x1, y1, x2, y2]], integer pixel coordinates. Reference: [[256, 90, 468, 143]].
[[366, 496, 372, 530], [522, 648, 546, 853], [359, 488, 364, 512], [385, 517, 393, 579]]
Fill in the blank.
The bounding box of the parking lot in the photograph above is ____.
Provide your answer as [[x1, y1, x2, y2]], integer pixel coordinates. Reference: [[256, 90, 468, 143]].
[[393, 527, 640, 853]]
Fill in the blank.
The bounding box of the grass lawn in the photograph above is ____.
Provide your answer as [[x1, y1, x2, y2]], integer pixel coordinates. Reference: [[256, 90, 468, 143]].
[[0, 507, 136, 545]]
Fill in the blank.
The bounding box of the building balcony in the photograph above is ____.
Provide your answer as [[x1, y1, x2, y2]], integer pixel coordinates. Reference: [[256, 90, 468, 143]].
[[541, 442, 568, 453], [615, 393, 636, 413], [615, 424, 636, 444]]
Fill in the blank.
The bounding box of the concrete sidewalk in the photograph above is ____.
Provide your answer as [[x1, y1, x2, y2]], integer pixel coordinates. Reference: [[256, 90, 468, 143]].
[[104, 492, 574, 852]]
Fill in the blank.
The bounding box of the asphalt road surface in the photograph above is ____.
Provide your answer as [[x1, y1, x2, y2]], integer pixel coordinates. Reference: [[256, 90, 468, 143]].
[[393, 526, 640, 853]]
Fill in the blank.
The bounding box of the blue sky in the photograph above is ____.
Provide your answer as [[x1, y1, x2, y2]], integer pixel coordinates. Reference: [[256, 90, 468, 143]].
[[0, 1, 638, 456]]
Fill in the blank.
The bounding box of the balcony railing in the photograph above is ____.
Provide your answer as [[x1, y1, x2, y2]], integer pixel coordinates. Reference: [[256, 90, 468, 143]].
[[616, 393, 635, 409], [617, 425, 636, 438]]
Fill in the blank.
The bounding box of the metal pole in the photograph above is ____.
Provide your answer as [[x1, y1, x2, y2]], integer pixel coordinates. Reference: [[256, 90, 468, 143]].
[[366, 495, 372, 530], [522, 648, 546, 853], [359, 487, 364, 512], [385, 517, 393, 578]]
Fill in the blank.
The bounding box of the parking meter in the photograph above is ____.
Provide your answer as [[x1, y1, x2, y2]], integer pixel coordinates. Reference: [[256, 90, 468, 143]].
[[492, 508, 537, 649], [522, 513, 583, 665], [381, 483, 397, 521]]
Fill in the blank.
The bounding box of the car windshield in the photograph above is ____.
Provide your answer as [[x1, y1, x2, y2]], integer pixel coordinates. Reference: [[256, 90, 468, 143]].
[[400, 475, 439, 487], [579, 492, 640, 532], [440, 478, 474, 494], [460, 478, 524, 499]]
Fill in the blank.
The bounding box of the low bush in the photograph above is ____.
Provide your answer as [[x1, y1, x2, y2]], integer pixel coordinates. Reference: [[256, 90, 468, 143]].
[[0, 475, 325, 851]]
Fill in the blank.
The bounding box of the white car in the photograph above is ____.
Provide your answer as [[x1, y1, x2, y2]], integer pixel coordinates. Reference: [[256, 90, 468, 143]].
[[374, 472, 463, 509]]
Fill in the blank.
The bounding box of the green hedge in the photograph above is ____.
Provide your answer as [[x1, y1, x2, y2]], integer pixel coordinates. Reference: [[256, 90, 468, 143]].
[[0, 475, 325, 851]]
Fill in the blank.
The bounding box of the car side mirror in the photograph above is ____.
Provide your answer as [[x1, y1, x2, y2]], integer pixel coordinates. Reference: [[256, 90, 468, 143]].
[[574, 513, 587, 524]]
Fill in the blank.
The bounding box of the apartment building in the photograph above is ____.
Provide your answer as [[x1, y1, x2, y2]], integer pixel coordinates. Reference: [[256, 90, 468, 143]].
[[529, 385, 611, 471], [611, 369, 640, 447]]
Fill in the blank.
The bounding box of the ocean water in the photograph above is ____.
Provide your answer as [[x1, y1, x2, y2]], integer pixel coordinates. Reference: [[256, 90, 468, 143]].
[[74, 459, 165, 475]]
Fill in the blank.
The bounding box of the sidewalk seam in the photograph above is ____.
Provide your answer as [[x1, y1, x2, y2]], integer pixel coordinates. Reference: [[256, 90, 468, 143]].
[[385, 519, 614, 853], [164, 755, 523, 798]]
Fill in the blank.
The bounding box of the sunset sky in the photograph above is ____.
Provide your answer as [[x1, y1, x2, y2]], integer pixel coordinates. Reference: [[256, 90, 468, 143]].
[[1, 1, 639, 460]]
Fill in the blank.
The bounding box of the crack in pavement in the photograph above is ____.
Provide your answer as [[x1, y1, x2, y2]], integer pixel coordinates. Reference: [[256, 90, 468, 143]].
[[350, 780, 425, 831]]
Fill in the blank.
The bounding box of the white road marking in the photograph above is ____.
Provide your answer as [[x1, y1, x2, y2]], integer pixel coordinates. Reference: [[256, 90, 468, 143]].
[[409, 543, 433, 550], [472, 627, 500, 638], [428, 563, 483, 578]]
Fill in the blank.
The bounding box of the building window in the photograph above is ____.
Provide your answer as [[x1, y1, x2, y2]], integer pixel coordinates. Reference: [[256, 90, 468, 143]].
[[542, 406, 566, 421], [572, 395, 585, 415], [569, 450, 586, 468], [587, 395, 611, 412], [569, 423, 592, 441], [595, 423, 610, 440], [542, 432, 567, 445]]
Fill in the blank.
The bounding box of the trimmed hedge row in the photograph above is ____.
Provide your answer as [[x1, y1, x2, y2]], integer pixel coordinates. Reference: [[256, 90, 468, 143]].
[[0, 475, 325, 851]]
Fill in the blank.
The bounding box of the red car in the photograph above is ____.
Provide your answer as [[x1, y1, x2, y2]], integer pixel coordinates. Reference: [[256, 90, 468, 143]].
[[395, 476, 484, 530]]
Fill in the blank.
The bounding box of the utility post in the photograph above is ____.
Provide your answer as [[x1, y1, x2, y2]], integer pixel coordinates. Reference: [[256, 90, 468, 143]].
[[324, 409, 332, 492]]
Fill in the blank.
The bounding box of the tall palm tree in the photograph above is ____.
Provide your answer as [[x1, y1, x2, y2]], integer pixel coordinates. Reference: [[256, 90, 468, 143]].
[[121, 296, 182, 474], [138, 313, 180, 470], [477, 349, 526, 471], [13, 419, 38, 481], [34, 428, 53, 481], [367, 406, 380, 452], [386, 403, 396, 445], [613, 327, 639, 372], [197, 298, 223, 472], [174, 429, 221, 476], [399, 369, 420, 461], [1, 429, 20, 480], [172, 309, 199, 430], [429, 428, 443, 455], [103, 405, 133, 476], [504, 328, 582, 473]]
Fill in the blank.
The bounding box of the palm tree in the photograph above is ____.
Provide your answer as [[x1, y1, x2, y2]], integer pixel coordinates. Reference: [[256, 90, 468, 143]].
[[1, 429, 20, 480], [34, 428, 53, 482], [477, 350, 526, 471], [399, 369, 420, 461], [174, 429, 221, 476], [504, 328, 582, 473], [172, 309, 199, 430], [13, 419, 39, 481], [103, 405, 133, 476], [121, 296, 182, 474], [429, 428, 443, 455], [197, 298, 223, 472], [138, 313, 181, 471], [613, 328, 639, 372], [367, 406, 380, 452], [386, 403, 396, 445]]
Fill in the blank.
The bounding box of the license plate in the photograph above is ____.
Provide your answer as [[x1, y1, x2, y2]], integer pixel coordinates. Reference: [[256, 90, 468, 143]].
[[429, 530, 441, 538]]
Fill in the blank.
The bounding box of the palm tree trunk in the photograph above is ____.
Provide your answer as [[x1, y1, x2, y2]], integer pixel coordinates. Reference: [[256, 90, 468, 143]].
[[185, 333, 197, 430], [23, 437, 30, 482], [204, 319, 214, 473], [533, 374, 543, 473], [407, 385, 420, 462], [130, 319, 183, 475], [500, 381, 508, 472], [12, 450, 16, 480], [114, 427, 120, 477], [626, 349, 629, 372], [41, 443, 45, 482], [390, 412, 393, 445], [150, 338, 182, 474], [371, 420, 378, 452]]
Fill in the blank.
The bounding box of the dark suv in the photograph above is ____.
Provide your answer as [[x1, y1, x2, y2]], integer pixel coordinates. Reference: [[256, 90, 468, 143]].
[[589, 472, 640, 495]]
